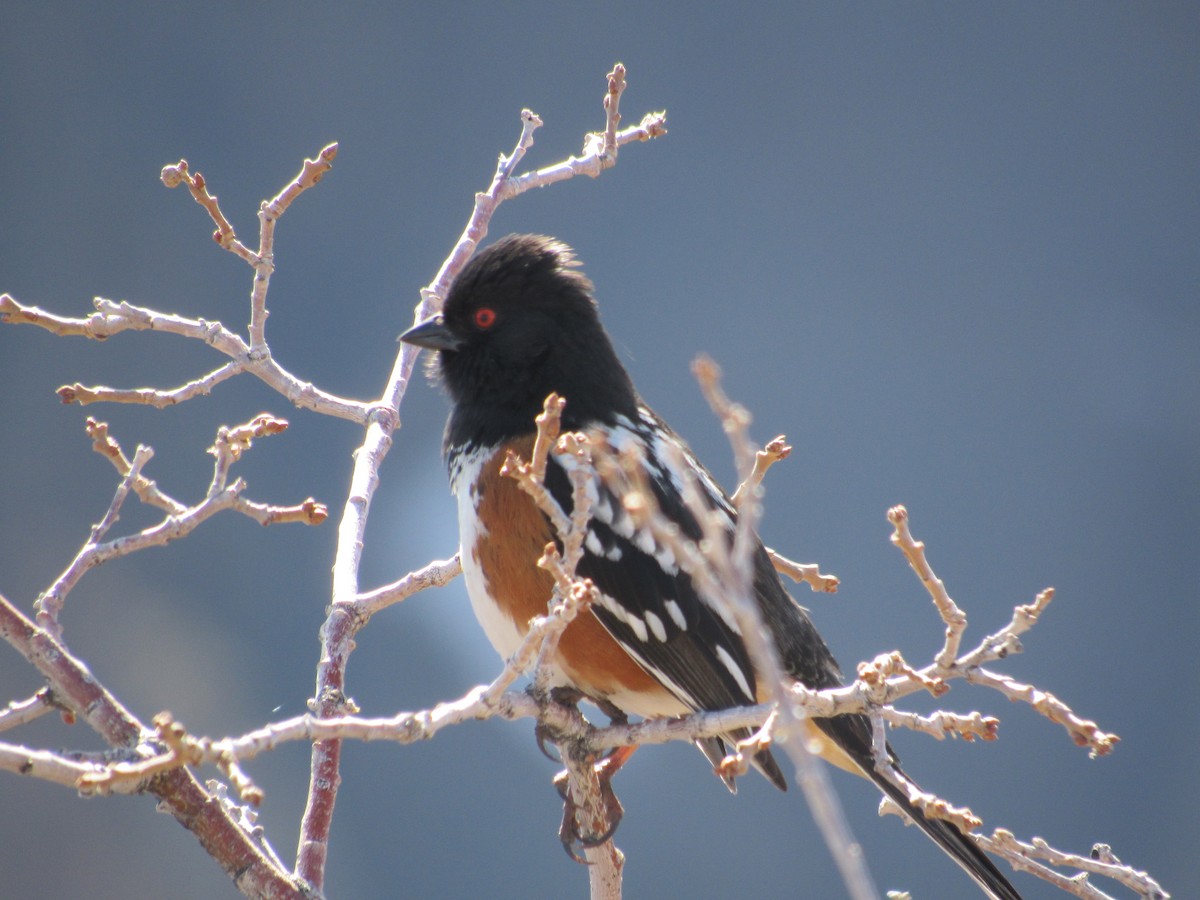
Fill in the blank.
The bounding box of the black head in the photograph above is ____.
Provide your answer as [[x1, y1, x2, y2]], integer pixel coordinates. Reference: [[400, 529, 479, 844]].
[[400, 234, 640, 450]]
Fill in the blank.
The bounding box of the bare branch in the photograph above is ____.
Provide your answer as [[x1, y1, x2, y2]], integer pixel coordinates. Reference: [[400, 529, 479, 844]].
[[0, 690, 57, 733], [62, 361, 241, 409], [500, 393, 571, 538], [979, 829, 1169, 899], [351, 554, 463, 620], [686, 354, 879, 900], [888, 505, 967, 668], [731, 434, 791, 505], [879, 707, 1000, 742], [884, 510, 1120, 758], [0, 592, 302, 897], [300, 67, 666, 891], [160, 159, 258, 262], [498, 111, 667, 198], [37, 479, 241, 634], [600, 63, 626, 162], [250, 143, 339, 351], [964, 667, 1119, 757], [560, 742, 625, 898], [0, 741, 121, 789], [90, 444, 153, 543], [1, 293, 371, 422], [159, 143, 338, 356], [767, 547, 840, 593], [35, 417, 326, 637]]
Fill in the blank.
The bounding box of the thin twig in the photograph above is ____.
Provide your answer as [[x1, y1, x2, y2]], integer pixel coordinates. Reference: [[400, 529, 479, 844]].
[[688, 354, 879, 900], [0, 690, 56, 733], [35, 417, 325, 638], [888, 506, 967, 668], [767, 547, 840, 593], [351, 554, 462, 620], [1, 293, 370, 422]]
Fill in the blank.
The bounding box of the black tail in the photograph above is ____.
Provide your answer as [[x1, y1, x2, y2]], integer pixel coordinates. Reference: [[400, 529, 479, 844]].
[[816, 713, 1022, 900]]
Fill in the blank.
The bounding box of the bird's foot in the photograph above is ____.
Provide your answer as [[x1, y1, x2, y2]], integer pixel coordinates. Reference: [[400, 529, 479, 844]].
[[553, 745, 634, 863]]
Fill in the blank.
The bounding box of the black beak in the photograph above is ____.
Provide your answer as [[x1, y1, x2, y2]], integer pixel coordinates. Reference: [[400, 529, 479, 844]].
[[399, 315, 465, 352]]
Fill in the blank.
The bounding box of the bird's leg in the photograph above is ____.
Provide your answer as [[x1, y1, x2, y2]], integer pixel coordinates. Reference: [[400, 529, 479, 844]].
[[534, 688, 635, 862], [554, 744, 635, 862], [534, 685, 588, 761]]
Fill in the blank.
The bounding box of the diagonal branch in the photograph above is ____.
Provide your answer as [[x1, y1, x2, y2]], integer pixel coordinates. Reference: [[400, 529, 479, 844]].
[[297, 64, 666, 893], [0, 591, 304, 898]]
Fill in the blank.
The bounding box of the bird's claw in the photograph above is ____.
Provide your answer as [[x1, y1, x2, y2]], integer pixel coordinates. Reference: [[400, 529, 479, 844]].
[[554, 766, 625, 863]]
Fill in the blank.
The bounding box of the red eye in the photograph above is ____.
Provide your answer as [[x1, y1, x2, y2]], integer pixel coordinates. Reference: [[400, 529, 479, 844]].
[[473, 307, 497, 329]]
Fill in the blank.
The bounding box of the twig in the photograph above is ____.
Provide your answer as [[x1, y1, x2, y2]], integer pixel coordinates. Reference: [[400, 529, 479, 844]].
[[0, 740, 121, 789], [2, 144, 356, 423], [499, 111, 667, 198], [731, 434, 791, 505], [89, 445, 153, 543], [60, 361, 241, 408], [161, 143, 338, 353], [500, 394, 571, 538], [888, 505, 966, 669], [0, 690, 56, 733], [767, 547, 840, 593], [299, 65, 665, 892], [884, 511, 1119, 757], [77, 583, 593, 801], [964, 667, 1119, 757], [83, 417, 185, 514], [1, 293, 370, 423], [37, 479, 242, 635], [35, 417, 326, 637], [159, 159, 257, 263], [350, 554, 463, 621], [979, 829, 1169, 899], [0, 592, 303, 897], [250, 143, 339, 351], [688, 354, 879, 900], [879, 707, 999, 742]]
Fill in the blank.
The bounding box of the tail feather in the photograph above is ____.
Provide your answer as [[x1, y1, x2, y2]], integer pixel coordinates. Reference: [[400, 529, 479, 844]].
[[815, 714, 1022, 900]]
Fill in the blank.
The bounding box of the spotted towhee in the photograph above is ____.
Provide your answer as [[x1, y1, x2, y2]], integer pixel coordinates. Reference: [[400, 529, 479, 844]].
[[401, 234, 1021, 899]]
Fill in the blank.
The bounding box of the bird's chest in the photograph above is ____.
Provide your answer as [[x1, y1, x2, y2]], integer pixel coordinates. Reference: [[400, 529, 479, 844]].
[[450, 437, 676, 713], [452, 439, 555, 660]]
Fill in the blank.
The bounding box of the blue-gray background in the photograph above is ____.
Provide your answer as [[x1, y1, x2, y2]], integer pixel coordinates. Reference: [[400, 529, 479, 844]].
[[2, 4, 1195, 898]]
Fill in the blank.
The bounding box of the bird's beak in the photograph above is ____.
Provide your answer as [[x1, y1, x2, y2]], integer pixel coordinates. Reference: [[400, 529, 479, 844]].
[[399, 315, 465, 352]]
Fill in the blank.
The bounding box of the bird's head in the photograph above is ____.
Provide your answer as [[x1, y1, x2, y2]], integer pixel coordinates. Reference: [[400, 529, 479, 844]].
[[401, 234, 639, 443]]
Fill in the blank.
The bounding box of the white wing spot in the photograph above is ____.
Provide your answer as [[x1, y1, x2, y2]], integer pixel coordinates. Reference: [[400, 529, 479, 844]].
[[654, 545, 678, 575], [585, 531, 604, 556], [644, 610, 668, 642], [594, 494, 614, 524], [715, 644, 754, 700], [626, 611, 648, 643], [665, 599, 688, 631], [633, 529, 656, 556], [597, 591, 648, 643]]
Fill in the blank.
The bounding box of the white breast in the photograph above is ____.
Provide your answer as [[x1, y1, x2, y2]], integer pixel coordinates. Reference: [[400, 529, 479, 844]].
[[452, 446, 530, 661]]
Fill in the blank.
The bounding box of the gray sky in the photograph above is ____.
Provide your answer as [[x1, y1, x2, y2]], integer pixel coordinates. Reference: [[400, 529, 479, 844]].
[[2, 3, 1196, 898]]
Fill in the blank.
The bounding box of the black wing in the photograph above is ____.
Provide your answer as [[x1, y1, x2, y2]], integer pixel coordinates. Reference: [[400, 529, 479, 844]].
[[545, 407, 1022, 897], [543, 407, 817, 789]]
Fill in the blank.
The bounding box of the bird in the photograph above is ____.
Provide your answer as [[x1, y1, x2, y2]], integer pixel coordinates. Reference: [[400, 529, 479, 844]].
[[400, 233, 1022, 899]]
